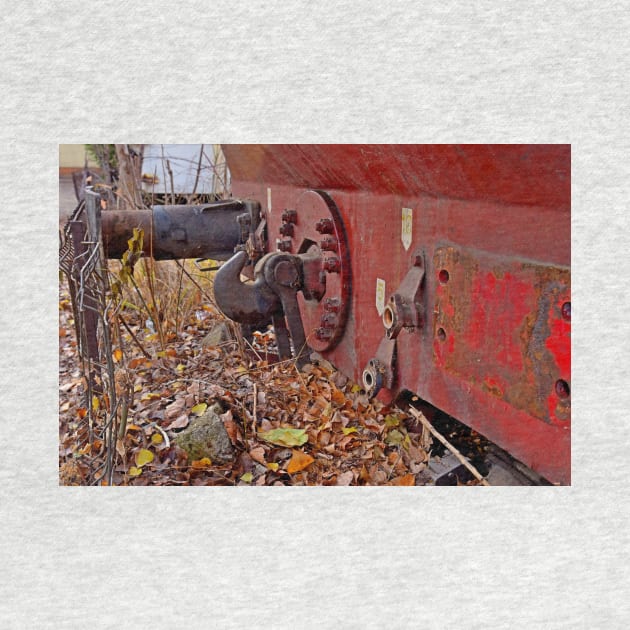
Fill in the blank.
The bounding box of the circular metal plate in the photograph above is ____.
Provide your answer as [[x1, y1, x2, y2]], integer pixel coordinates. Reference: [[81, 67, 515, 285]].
[[280, 190, 351, 352]]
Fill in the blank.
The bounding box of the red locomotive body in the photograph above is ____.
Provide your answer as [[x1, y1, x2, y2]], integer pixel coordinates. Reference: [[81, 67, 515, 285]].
[[222, 144, 571, 485]]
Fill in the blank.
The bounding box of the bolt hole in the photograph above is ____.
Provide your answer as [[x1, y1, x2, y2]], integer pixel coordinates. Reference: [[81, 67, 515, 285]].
[[437, 327, 446, 341], [363, 370, 374, 388], [383, 305, 394, 329], [555, 379, 570, 399], [439, 269, 450, 284]]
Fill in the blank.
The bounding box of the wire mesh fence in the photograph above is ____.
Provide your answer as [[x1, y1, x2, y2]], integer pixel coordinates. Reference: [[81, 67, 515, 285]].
[[59, 190, 130, 485]]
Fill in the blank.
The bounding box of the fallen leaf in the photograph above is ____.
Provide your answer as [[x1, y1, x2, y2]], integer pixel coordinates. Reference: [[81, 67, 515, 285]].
[[341, 426, 358, 436], [385, 429, 405, 446], [241, 472, 253, 483], [128, 466, 142, 477], [286, 450, 315, 474], [113, 348, 123, 363], [135, 449, 154, 467], [266, 462, 279, 472], [258, 427, 308, 447], [249, 447, 266, 465], [390, 473, 416, 486], [336, 471, 354, 486], [191, 457, 212, 469], [191, 402, 207, 416], [151, 433, 163, 445], [331, 388, 346, 406], [165, 414, 189, 430]]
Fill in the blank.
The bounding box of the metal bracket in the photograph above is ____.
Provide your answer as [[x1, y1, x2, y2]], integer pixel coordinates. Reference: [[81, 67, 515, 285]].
[[362, 251, 426, 398]]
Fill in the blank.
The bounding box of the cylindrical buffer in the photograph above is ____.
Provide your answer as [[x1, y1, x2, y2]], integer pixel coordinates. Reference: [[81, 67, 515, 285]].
[[101, 202, 245, 260]]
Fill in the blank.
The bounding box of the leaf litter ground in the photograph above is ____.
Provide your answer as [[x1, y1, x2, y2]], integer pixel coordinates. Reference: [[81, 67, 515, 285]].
[[60, 281, 483, 486]]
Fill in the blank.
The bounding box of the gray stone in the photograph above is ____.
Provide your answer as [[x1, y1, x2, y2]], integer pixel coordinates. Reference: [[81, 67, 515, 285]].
[[201, 322, 233, 348], [174, 402, 235, 464]]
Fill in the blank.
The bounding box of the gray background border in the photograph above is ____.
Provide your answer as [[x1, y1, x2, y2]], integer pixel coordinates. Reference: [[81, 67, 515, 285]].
[[1, 1, 628, 627]]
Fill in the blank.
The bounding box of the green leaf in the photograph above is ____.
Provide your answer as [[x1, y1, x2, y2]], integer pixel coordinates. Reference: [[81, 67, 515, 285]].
[[135, 448, 154, 467], [240, 472, 253, 483], [258, 427, 308, 447]]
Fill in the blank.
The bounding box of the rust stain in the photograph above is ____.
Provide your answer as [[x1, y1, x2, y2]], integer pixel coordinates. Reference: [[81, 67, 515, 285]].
[[432, 246, 570, 424]]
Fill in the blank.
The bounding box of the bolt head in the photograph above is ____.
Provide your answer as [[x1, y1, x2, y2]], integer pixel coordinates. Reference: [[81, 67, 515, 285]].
[[315, 218, 334, 234], [315, 327, 332, 340], [281, 209, 298, 224], [324, 298, 341, 312], [320, 236, 337, 251], [279, 223, 294, 237], [323, 257, 341, 273]]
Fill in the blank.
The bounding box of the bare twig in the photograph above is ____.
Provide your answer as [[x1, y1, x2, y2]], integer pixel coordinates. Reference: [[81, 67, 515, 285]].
[[407, 407, 490, 486], [253, 382, 258, 434]]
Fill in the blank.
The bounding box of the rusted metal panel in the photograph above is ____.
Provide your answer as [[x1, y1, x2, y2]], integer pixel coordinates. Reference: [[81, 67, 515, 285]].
[[224, 144, 571, 484]]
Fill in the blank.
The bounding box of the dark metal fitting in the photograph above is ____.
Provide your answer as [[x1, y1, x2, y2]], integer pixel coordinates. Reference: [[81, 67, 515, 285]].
[[213, 250, 280, 326], [323, 256, 341, 273], [277, 239, 292, 252], [273, 259, 300, 288], [561, 302, 571, 321], [362, 359, 384, 397], [237, 213, 251, 227], [281, 209, 298, 224], [324, 297, 341, 312], [315, 327, 333, 341], [315, 218, 334, 234], [383, 294, 410, 339], [279, 223, 294, 237], [320, 236, 338, 251], [320, 313, 337, 329]]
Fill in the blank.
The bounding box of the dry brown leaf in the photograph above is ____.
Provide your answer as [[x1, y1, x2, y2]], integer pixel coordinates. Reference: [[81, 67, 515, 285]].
[[286, 450, 315, 474], [336, 471, 354, 486], [165, 398, 186, 420], [390, 473, 416, 486], [165, 414, 189, 430], [249, 446, 266, 465]]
